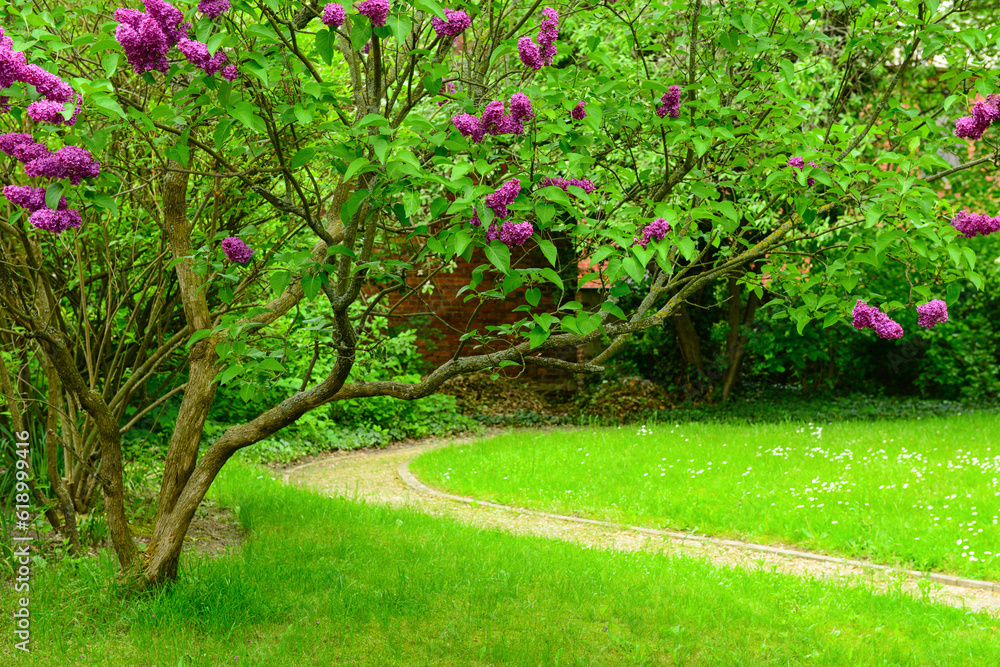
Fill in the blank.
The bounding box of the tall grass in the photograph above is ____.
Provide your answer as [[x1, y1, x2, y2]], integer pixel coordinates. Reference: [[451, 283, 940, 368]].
[[412, 413, 1000, 581], [1, 461, 998, 665]]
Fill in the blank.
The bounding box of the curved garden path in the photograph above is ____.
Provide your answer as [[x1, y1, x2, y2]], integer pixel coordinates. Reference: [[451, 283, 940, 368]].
[[279, 432, 1000, 616]]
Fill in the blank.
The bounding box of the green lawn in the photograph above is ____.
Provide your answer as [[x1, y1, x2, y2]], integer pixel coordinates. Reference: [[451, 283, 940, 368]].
[[1, 460, 998, 665], [411, 413, 1000, 582]]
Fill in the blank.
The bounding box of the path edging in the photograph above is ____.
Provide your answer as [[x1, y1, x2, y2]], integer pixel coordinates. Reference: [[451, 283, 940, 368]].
[[398, 459, 1000, 594]]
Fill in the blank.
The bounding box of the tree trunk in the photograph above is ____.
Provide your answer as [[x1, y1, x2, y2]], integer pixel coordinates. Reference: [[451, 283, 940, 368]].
[[673, 302, 707, 391], [45, 364, 81, 555], [720, 276, 761, 402]]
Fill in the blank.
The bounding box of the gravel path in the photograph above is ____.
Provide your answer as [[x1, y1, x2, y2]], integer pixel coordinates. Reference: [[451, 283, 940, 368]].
[[281, 434, 1000, 617]]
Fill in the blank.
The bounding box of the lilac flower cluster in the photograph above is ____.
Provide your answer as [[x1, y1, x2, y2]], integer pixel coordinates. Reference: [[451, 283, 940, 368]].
[[487, 220, 533, 247], [0, 133, 51, 162], [916, 299, 948, 328], [27, 97, 83, 126], [2, 185, 67, 212], [28, 208, 82, 234], [632, 218, 671, 249], [431, 8, 472, 38], [114, 0, 189, 75], [357, 0, 391, 27], [177, 38, 228, 76], [852, 300, 903, 339], [451, 93, 535, 144], [115, 1, 236, 79], [437, 80, 456, 107], [484, 178, 521, 219], [950, 210, 1000, 238], [655, 85, 681, 119], [222, 236, 254, 263], [0, 28, 79, 126], [26, 146, 101, 185], [322, 3, 346, 28], [539, 176, 597, 199], [954, 95, 1000, 141], [198, 0, 230, 18], [788, 156, 820, 186], [571, 100, 586, 120], [363, 42, 371, 55], [517, 7, 559, 71]]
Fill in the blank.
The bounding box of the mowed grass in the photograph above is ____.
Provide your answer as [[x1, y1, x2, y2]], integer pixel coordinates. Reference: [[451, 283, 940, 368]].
[[2, 461, 999, 666], [411, 413, 1000, 582]]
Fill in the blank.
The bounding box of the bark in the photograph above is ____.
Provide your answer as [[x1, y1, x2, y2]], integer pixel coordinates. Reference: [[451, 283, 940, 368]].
[[720, 276, 761, 402], [45, 364, 82, 555], [153, 163, 218, 526], [673, 302, 706, 379]]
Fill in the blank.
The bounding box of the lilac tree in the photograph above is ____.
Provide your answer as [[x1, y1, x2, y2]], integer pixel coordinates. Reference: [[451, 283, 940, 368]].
[[0, 0, 997, 586]]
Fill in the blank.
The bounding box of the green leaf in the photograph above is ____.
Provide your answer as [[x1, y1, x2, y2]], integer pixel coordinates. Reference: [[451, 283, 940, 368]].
[[302, 275, 322, 300], [101, 53, 119, 78], [387, 15, 412, 42], [91, 94, 125, 119], [622, 257, 644, 284], [217, 364, 243, 386], [344, 157, 370, 181], [232, 102, 261, 131], [412, 0, 447, 20], [269, 270, 292, 297], [525, 287, 541, 307], [186, 328, 213, 350], [528, 325, 550, 349], [484, 241, 511, 274], [44, 183, 64, 210], [601, 302, 626, 320], [291, 147, 317, 169], [453, 230, 471, 256], [350, 20, 370, 51], [537, 239, 558, 266], [315, 28, 334, 65], [373, 137, 389, 164]]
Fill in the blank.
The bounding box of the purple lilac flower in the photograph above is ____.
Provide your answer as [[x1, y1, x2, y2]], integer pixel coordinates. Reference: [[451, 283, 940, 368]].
[[198, 0, 230, 18], [220, 64, 238, 81], [517, 36, 542, 71], [0, 133, 51, 163], [143, 0, 187, 45], [26, 95, 82, 126], [470, 205, 480, 227], [114, 11, 171, 74], [655, 85, 681, 119], [950, 210, 1000, 238], [873, 311, 903, 339], [536, 7, 558, 66], [3, 185, 66, 212], [431, 8, 471, 38], [632, 218, 671, 249], [357, 0, 390, 27], [498, 114, 524, 136], [852, 300, 875, 329], [321, 3, 346, 27], [0, 97, 9, 113], [570, 100, 586, 120], [851, 300, 902, 339], [28, 208, 81, 234], [177, 38, 228, 75], [539, 176, 597, 198], [509, 92, 534, 122], [0, 28, 27, 89], [954, 95, 1000, 140], [485, 178, 521, 219], [485, 222, 500, 243], [24, 146, 100, 185], [437, 80, 456, 107], [363, 42, 370, 55], [452, 113, 484, 143], [917, 299, 948, 328], [222, 236, 254, 263], [788, 156, 819, 186], [481, 100, 505, 135], [498, 220, 533, 247], [18, 63, 73, 103]]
